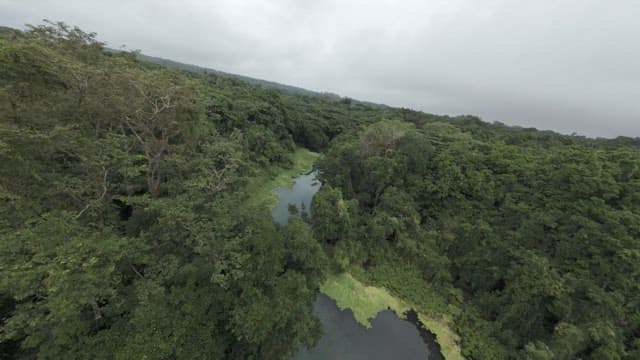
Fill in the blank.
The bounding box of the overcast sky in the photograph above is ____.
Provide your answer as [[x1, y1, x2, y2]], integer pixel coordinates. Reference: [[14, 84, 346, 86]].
[[2, 0, 639, 137]]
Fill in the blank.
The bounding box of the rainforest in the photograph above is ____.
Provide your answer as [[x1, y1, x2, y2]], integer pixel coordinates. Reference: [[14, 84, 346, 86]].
[[1, 23, 639, 360]]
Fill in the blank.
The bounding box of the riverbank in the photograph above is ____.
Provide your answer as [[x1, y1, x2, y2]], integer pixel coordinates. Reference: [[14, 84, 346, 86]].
[[245, 147, 319, 209], [258, 149, 463, 359], [320, 272, 464, 360]]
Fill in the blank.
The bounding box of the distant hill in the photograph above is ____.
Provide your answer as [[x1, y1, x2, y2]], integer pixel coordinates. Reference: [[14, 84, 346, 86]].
[[0, 23, 381, 107], [137, 53, 324, 96], [0, 26, 17, 34], [135, 52, 387, 108]]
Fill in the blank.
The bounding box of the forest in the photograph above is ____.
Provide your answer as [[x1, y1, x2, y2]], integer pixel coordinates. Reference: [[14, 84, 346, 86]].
[[1, 23, 639, 359]]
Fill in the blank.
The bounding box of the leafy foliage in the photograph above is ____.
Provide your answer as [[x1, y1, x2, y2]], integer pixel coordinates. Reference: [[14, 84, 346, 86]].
[[314, 119, 640, 359], [2, 21, 639, 360], [0, 23, 328, 359]]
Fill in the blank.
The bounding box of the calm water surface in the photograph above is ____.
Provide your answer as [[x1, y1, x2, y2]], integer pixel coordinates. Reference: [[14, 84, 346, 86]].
[[273, 170, 443, 360], [271, 170, 321, 225]]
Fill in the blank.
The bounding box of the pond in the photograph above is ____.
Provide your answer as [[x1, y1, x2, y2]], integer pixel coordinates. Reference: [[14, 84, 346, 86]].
[[272, 169, 443, 360], [294, 294, 444, 360]]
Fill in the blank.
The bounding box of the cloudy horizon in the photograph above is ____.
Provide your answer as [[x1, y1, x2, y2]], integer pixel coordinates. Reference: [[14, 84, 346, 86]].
[[2, 0, 639, 138]]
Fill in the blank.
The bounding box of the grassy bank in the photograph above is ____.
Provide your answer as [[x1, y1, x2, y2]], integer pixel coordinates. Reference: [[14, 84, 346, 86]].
[[320, 272, 464, 360], [245, 147, 319, 210]]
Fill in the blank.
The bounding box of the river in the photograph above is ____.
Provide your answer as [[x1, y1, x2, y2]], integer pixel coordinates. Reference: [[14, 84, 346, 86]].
[[271, 169, 444, 360]]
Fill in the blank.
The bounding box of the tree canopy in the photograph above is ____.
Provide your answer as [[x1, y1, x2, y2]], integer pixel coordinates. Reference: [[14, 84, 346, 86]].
[[1, 22, 639, 360], [313, 118, 640, 359]]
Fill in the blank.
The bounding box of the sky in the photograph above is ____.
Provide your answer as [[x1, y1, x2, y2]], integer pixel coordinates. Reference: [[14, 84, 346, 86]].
[[1, 0, 639, 138]]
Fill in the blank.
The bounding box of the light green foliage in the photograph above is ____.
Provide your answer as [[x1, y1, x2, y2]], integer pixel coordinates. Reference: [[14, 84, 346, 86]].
[[321, 273, 408, 327], [243, 147, 319, 209]]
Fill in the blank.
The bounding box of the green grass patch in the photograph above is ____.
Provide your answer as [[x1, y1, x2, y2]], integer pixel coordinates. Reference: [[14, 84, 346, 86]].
[[321, 273, 408, 327], [244, 147, 319, 210], [419, 314, 464, 360], [321, 272, 464, 360]]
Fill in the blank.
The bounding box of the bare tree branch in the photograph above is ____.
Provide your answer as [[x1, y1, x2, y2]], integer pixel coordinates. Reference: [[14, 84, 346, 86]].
[[76, 167, 108, 219]]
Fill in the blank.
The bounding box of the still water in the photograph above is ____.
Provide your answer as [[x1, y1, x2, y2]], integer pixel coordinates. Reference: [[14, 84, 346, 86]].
[[294, 294, 443, 360], [271, 170, 321, 225], [272, 170, 443, 360]]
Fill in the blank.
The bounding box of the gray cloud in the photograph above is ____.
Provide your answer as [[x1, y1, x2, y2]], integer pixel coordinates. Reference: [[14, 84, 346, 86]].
[[1, 0, 638, 137]]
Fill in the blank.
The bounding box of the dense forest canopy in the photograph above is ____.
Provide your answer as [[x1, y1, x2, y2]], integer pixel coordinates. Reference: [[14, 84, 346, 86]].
[[313, 119, 640, 358], [1, 22, 639, 359], [0, 22, 330, 359]]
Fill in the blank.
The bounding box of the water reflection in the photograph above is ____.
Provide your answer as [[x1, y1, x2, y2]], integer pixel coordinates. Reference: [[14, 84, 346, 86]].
[[272, 170, 443, 360], [271, 170, 321, 225], [293, 294, 443, 360]]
